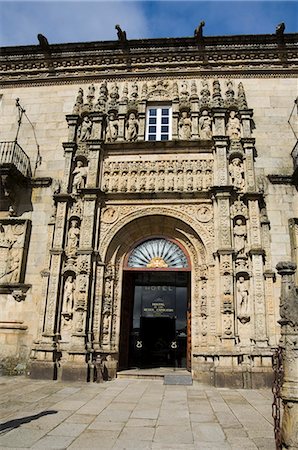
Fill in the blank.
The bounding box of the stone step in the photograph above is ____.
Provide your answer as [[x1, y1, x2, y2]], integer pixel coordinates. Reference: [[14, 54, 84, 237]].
[[117, 367, 191, 381]]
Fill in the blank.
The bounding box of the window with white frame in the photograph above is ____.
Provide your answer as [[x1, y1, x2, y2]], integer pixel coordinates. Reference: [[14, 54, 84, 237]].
[[145, 106, 172, 141]]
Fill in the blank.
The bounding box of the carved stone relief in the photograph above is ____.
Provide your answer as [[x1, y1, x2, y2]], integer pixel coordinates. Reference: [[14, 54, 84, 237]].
[[0, 220, 30, 285], [102, 159, 213, 193]]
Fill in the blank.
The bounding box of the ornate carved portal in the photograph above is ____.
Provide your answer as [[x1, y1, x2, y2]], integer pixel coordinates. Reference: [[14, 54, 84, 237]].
[[29, 78, 275, 387]]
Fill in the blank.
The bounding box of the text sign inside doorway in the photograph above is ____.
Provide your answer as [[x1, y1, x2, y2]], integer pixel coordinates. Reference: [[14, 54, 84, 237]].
[[141, 285, 176, 318]]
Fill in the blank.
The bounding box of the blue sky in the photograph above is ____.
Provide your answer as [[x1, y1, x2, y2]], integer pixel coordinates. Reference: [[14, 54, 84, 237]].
[[0, 1, 297, 47]]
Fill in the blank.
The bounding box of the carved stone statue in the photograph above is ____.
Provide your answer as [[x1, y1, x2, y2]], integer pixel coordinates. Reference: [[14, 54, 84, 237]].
[[106, 112, 119, 142], [78, 116, 92, 141], [126, 112, 138, 141], [67, 219, 80, 256], [199, 110, 212, 139], [73, 88, 83, 114], [234, 218, 247, 255], [63, 275, 75, 314], [229, 157, 245, 190], [72, 161, 87, 193], [178, 111, 192, 140], [226, 110, 241, 139], [237, 276, 250, 323]]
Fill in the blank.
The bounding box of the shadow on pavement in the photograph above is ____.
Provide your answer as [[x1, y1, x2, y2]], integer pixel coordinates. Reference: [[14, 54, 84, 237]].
[[0, 410, 57, 434]]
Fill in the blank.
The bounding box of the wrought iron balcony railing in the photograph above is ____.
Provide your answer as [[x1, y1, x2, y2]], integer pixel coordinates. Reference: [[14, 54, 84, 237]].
[[0, 141, 32, 178]]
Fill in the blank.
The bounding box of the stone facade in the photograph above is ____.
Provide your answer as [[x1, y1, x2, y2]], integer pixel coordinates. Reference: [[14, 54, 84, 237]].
[[0, 29, 297, 386]]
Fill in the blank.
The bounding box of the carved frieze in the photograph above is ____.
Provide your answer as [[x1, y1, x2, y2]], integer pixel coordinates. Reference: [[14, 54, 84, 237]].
[[102, 159, 213, 193]]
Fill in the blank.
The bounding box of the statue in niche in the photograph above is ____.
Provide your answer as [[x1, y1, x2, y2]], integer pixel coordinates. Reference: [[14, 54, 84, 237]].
[[186, 170, 193, 191], [237, 276, 250, 323], [229, 157, 245, 190], [157, 170, 165, 191], [78, 116, 92, 141], [63, 275, 75, 314], [234, 218, 247, 255], [176, 169, 184, 191], [126, 112, 138, 141], [178, 111, 192, 140], [72, 160, 87, 194], [199, 110, 212, 139], [167, 168, 174, 191], [67, 219, 80, 256], [129, 170, 137, 192], [106, 112, 119, 142], [226, 110, 241, 140], [110, 171, 119, 192], [148, 170, 155, 192]]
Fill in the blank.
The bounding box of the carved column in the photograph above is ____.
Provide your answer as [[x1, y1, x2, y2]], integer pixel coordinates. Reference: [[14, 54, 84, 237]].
[[172, 99, 179, 140], [138, 100, 146, 141], [190, 95, 199, 140], [276, 262, 298, 450], [118, 101, 127, 141], [65, 114, 79, 142], [239, 109, 253, 138], [243, 139, 257, 192], [87, 141, 103, 188], [62, 143, 76, 192], [90, 111, 104, 140], [213, 137, 229, 186]]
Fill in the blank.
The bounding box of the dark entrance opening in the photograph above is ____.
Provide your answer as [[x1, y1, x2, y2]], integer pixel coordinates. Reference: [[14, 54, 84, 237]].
[[119, 271, 190, 370]]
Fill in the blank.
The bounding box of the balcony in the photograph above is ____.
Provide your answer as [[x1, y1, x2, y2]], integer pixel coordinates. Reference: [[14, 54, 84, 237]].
[[0, 141, 32, 179]]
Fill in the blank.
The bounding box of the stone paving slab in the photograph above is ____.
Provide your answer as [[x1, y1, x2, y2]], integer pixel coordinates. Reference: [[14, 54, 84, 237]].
[[0, 376, 274, 449]]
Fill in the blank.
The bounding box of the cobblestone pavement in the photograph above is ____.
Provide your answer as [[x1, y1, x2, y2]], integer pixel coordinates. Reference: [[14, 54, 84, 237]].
[[0, 376, 274, 449]]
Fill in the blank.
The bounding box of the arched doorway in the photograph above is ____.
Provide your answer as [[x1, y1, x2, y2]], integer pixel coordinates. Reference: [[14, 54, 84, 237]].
[[119, 237, 191, 371]]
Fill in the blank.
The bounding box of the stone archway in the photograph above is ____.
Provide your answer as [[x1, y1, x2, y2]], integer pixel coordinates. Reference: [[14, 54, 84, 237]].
[[93, 211, 213, 376]]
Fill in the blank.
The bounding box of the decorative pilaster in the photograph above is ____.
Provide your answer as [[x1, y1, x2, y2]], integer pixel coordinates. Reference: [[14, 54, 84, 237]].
[[213, 137, 229, 186], [239, 109, 253, 138], [137, 99, 146, 141], [276, 262, 298, 450], [172, 99, 180, 140], [87, 141, 103, 188], [243, 138, 257, 192], [62, 142, 76, 192]]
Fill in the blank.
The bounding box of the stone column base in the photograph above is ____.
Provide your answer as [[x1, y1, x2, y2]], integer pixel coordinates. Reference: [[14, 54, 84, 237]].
[[28, 360, 57, 380]]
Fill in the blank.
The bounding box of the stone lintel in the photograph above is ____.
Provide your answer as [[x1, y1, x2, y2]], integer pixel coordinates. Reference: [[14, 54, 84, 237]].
[[263, 270, 276, 279], [80, 188, 102, 198], [212, 186, 234, 196], [50, 248, 64, 255], [267, 174, 293, 185], [65, 114, 79, 123], [53, 192, 73, 202], [62, 142, 77, 152], [216, 249, 234, 256], [0, 321, 28, 331], [211, 108, 227, 116], [77, 249, 94, 255], [0, 283, 31, 295], [242, 192, 263, 201], [239, 109, 254, 117], [88, 140, 104, 151], [249, 248, 265, 256], [30, 177, 52, 188], [213, 136, 229, 146], [102, 139, 213, 155]]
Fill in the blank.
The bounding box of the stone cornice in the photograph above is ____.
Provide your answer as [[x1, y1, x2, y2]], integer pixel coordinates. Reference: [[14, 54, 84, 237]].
[[0, 33, 298, 86]]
